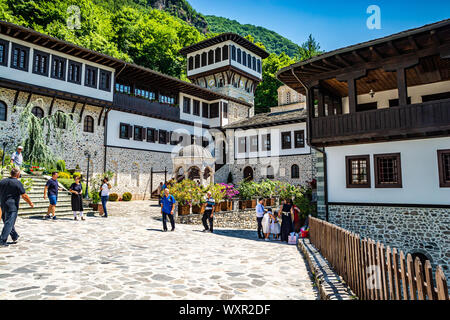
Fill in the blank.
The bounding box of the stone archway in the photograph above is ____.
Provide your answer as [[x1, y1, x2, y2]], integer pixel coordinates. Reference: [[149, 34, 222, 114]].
[[188, 166, 201, 180], [243, 166, 254, 181]]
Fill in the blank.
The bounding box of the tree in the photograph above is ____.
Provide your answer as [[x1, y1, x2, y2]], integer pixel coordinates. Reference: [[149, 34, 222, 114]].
[[297, 34, 323, 62]]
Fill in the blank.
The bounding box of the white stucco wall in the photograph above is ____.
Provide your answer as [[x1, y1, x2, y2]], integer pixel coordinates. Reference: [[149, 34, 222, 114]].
[[0, 34, 115, 102], [233, 122, 310, 159], [341, 80, 450, 113], [326, 136, 450, 205]]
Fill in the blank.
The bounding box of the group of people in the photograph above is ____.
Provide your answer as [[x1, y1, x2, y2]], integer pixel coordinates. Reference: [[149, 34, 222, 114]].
[[256, 198, 304, 243]]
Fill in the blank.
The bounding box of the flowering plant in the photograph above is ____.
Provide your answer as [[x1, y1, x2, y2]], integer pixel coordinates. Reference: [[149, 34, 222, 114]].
[[171, 179, 200, 206], [219, 183, 239, 200]]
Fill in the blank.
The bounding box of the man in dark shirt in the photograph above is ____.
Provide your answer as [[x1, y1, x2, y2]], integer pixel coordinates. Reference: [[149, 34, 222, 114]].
[[0, 168, 34, 247], [44, 172, 61, 220]]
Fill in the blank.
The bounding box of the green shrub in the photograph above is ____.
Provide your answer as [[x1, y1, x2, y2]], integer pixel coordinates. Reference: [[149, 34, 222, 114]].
[[56, 160, 66, 172], [59, 178, 86, 194], [72, 172, 81, 178], [58, 171, 71, 179], [122, 192, 132, 202], [109, 193, 119, 202]]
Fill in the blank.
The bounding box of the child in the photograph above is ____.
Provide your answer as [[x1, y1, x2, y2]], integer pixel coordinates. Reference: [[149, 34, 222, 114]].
[[270, 211, 281, 240]]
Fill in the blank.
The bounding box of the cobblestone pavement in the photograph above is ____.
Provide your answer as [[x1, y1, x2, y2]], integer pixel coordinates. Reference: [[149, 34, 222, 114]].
[[0, 201, 318, 300]]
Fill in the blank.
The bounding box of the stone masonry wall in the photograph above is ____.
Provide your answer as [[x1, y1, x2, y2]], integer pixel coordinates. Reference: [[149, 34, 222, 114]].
[[328, 205, 450, 279], [0, 87, 105, 177], [177, 210, 258, 230]]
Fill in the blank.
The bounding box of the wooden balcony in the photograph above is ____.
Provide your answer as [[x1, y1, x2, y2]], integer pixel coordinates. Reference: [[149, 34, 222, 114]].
[[310, 98, 450, 146], [113, 93, 180, 121]]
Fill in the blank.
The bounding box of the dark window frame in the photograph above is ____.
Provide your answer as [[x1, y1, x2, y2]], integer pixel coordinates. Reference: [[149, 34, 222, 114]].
[[345, 155, 371, 188], [231, 45, 236, 61], [294, 130, 305, 148], [238, 137, 247, 153], [147, 128, 156, 143], [266, 166, 274, 179], [31, 106, 44, 119], [188, 56, 194, 70], [291, 164, 300, 179], [119, 123, 132, 139], [437, 149, 450, 188], [159, 129, 168, 144], [99, 69, 112, 92], [201, 52, 207, 67], [193, 100, 200, 116], [222, 103, 228, 118], [281, 131, 292, 150], [0, 100, 7, 121], [32, 49, 49, 76], [0, 39, 9, 67], [202, 102, 209, 118], [209, 102, 219, 118], [194, 54, 200, 69], [67, 60, 82, 85], [208, 50, 214, 65], [11, 43, 30, 72], [83, 115, 94, 133], [183, 97, 191, 114], [374, 153, 402, 188], [84, 65, 98, 88], [237, 48, 241, 64], [215, 47, 222, 63], [133, 125, 144, 141], [262, 133, 271, 151], [222, 45, 229, 60], [55, 111, 66, 130], [50, 54, 66, 81]]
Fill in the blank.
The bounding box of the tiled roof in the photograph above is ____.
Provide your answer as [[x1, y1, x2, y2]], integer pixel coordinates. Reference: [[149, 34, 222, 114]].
[[223, 108, 307, 129]]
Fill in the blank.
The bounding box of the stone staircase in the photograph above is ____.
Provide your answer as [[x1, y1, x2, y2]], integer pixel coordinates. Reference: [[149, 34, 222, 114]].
[[19, 174, 94, 218]]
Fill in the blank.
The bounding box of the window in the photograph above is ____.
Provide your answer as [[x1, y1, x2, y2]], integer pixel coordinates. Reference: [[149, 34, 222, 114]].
[[159, 94, 175, 105], [81, 115, 94, 133], [257, 60, 261, 73], [210, 103, 219, 118], [115, 83, 131, 94], [346, 155, 370, 188], [356, 102, 377, 112], [159, 130, 169, 144], [215, 47, 221, 62], [55, 111, 66, 129], [422, 92, 450, 103], [208, 50, 214, 65], [222, 103, 228, 118], [84, 65, 97, 88], [68, 60, 82, 84], [170, 131, 178, 146], [31, 106, 44, 119], [294, 130, 305, 148], [11, 43, 29, 71], [147, 128, 157, 143], [281, 132, 292, 149], [389, 97, 411, 107], [32, 49, 49, 76], [202, 102, 209, 118], [0, 101, 6, 121], [374, 153, 402, 188], [291, 165, 300, 179], [135, 88, 156, 100], [134, 126, 144, 141], [262, 134, 271, 151], [250, 135, 258, 152], [201, 52, 207, 67], [231, 45, 236, 61], [99, 70, 111, 92], [438, 149, 450, 187], [286, 92, 291, 104], [0, 39, 8, 66], [266, 166, 274, 179], [252, 57, 257, 71], [242, 52, 247, 66], [238, 137, 246, 153], [51, 55, 66, 80], [188, 57, 194, 70], [119, 123, 132, 139], [202, 137, 209, 148], [183, 97, 191, 114], [237, 48, 241, 63], [195, 54, 200, 69], [222, 45, 229, 60], [193, 100, 200, 116]]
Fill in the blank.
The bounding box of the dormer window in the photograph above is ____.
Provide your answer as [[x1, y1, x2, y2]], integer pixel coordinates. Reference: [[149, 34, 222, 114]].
[[51, 55, 66, 80], [32, 49, 49, 76]]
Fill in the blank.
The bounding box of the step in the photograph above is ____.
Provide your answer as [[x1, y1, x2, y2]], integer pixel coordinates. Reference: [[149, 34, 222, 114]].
[[19, 208, 96, 218], [19, 201, 72, 209], [18, 207, 94, 216]]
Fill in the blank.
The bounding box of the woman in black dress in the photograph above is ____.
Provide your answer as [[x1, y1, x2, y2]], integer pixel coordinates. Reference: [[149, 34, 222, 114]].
[[69, 176, 84, 221], [279, 199, 294, 242]]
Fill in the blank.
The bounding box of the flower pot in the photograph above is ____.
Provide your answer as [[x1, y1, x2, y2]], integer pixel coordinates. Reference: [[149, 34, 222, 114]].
[[221, 200, 232, 212], [90, 203, 104, 214], [239, 200, 247, 210], [246, 199, 256, 209], [192, 203, 206, 214], [31, 171, 44, 176], [178, 204, 191, 216]]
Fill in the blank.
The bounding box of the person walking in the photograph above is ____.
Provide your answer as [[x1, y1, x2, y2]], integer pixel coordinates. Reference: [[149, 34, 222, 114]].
[[160, 188, 176, 232], [202, 191, 215, 233], [10, 146, 24, 169], [69, 176, 84, 221], [279, 199, 294, 243], [100, 177, 111, 218], [0, 168, 34, 247], [44, 172, 61, 220], [157, 182, 163, 204], [255, 198, 266, 239]]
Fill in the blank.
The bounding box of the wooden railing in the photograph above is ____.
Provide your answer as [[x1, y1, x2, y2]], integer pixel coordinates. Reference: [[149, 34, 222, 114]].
[[311, 98, 450, 144], [309, 217, 449, 300]]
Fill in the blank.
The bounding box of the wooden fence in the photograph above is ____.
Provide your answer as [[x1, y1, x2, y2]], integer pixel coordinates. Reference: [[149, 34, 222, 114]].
[[308, 217, 449, 300]]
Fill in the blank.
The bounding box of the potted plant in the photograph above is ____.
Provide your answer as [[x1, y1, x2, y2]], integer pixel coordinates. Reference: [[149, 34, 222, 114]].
[[238, 182, 256, 209], [89, 189, 103, 214], [207, 183, 225, 212], [192, 185, 206, 214], [171, 179, 198, 215], [219, 183, 238, 211]]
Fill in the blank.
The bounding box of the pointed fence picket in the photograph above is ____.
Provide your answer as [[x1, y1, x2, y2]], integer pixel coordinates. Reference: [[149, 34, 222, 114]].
[[308, 216, 449, 300]]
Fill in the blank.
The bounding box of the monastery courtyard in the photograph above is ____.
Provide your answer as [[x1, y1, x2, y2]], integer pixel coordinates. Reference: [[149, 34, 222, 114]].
[[0, 200, 318, 300]]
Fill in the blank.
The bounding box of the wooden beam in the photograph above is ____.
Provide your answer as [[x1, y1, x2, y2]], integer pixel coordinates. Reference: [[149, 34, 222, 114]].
[[383, 57, 419, 72], [25, 92, 32, 106], [408, 36, 419, 50], [347, 78, 357, 113], [370, 46, 383, 60], [322, 58, 342, 69], [336, 54, 351, 67], [317, 90, 325, 117], [430, 30, 441, 47], [78, 102, 86, 123], [336, 69, 367, 82], [388, 41, 400, 55], [48, 97, 56, 115], [12, 30, 21, 37], [12, 90, 20, 107], [352, 51, 366, 63], [397, 67, 408, 106], [71, 101, 77, 114], [309, 62, 333, 72], [98, 106, 106, 126], [32, 36, 42, 44]]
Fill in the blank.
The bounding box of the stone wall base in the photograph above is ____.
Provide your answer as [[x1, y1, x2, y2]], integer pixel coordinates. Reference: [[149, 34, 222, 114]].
[[177, 210, 258, 230]]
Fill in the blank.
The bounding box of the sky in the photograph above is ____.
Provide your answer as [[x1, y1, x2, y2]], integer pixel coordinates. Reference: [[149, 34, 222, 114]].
[[189, 0, 450, 52]]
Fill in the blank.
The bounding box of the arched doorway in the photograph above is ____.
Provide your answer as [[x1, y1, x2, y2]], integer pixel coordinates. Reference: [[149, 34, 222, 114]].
[[243, 166, 254, 181], [188, 166, 201, 180], [175, 167, 185, 182]]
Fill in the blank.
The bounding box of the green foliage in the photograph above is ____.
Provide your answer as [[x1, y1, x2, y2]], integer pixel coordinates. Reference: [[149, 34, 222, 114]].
[[238, 181, 257, 200], [109, 193, 119, 202], [206, 183, 225, 204], [59, 178, 86, 194], [58, 171, 71, 179], [88, 171, 115, 204], [205, 15, 299, 57], [56, 160, 66, 172], [72, 172, 81, 178], [171, 179, 199, 206], [296, 34, 323, 62], [122, 192, 132, 201]]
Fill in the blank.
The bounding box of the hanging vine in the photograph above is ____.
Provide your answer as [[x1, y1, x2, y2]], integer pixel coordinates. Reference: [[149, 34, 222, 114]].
[[15, 98, 79, 167]]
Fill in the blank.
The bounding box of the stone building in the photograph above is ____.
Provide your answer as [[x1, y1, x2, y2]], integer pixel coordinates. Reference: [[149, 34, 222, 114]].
[[277, 19, 450, 277]]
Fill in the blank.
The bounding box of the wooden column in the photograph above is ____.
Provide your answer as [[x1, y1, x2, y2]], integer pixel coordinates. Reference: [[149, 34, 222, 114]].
[[384, 58, 418, 107], [337, 69, 366, 114], [318, 90, 325, 117]]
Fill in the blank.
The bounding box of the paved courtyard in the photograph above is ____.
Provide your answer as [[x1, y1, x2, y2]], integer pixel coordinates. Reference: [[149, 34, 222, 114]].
[[0, 201, 318, 300]]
